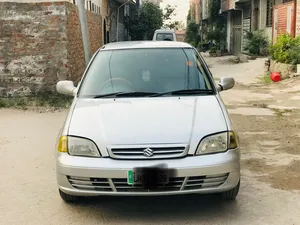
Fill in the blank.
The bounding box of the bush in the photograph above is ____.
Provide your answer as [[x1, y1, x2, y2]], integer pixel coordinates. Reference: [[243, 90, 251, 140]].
[[197, 42, 201, 50], [209, 46, 217, 53], [270, 34, 300, 65], [271, 33, 294, 63], [207, 28, 226, 50], [289, 45, 300, 65], [244, 30, 269, 56]]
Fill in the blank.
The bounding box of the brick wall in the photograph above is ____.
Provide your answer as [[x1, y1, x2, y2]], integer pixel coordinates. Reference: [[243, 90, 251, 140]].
[[102, 0, 109, 17], [0, 2, 102, 96], [273, 2, 295, 42], [65, 3, 102, 83], [296, 0, 300, 36], [87, 10, 102, 54], [0, 2, 68, 96]]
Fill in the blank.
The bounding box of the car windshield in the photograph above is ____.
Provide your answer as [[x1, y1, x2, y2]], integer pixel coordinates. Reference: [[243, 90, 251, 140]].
[[156, 33, 174, 41], [78, 48, 214, 98]]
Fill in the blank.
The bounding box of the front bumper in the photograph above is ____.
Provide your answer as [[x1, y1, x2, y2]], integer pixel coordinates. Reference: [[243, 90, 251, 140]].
[[56, 149, 240, 196]]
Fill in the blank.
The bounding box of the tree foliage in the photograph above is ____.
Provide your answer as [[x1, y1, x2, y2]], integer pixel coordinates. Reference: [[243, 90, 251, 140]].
[[162, 4, 180, 29], [124, 2, 179, 40], [124, 2, 163, 40], [206, 0, 227, 51], [185, 21, 199, 46], [174, 21, 185, 30], [244, 30, 269, 56], [187, 9, 191, 23], [271, 34, 300, 64]]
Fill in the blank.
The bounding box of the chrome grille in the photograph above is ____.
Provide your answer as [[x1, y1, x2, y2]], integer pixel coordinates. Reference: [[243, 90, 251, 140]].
[[67, 173, 228, 192], [184, 173, 229, 190], [108, 144, 188, 159], [67, 176, 112, 192], [111, 177, 185, 192]]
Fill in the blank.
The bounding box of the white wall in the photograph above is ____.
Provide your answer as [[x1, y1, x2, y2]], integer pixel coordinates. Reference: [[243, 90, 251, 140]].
[[259, 0, 273, 41], [202, 0, 209, 20]]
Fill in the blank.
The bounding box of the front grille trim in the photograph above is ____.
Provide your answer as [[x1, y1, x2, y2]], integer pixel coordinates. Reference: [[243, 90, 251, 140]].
[[107, 144, 189, 160], [67, 173, 229, 192]]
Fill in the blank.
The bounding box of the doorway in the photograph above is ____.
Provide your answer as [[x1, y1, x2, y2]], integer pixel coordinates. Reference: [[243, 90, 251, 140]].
[[104, 19, 107, 44], [232, 10, 243, 55]]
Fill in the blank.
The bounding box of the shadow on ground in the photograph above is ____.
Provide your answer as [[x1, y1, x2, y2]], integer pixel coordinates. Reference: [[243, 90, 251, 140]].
[[62, 194, 240, 223]]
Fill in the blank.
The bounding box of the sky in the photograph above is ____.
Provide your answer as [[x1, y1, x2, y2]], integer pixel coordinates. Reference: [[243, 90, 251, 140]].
[[160, 0, 189, 26]]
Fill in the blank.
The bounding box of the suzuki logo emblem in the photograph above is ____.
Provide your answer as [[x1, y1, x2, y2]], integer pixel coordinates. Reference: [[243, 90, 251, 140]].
[[143, 148, 154, 157]]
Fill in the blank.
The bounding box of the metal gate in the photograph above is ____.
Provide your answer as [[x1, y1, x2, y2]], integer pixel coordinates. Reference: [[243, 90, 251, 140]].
[[233, 28, 242, 54], [232, 10, 242, 55]]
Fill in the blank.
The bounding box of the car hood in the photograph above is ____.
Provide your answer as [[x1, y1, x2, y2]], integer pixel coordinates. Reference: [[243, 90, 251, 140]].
[[68, 96, 228, 154]]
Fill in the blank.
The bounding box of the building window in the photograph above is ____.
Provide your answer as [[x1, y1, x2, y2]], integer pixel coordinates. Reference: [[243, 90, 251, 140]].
[[89, 1, 92, 11], [266, 0, 274, 27], [119, 7, 124, 22]]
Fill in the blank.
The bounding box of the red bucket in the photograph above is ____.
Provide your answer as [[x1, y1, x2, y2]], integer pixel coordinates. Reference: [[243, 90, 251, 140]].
[[270, 72, 281, 82]]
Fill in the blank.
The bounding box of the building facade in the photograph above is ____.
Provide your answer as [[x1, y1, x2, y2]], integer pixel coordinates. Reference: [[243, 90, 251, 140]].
[[218, 0, 298, 53], [0, 0, 133, 44], [189, 0, 201, 24], [142, 0, 162, 5]]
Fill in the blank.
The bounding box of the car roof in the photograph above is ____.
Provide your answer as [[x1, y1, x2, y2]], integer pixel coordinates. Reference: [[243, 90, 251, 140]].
[[101, 41, 192, 51], [154, 29, 175, 33]]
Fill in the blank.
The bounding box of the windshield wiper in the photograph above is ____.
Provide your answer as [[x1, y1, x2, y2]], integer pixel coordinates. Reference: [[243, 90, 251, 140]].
[[151, 89, 214, 97], [93, 92, 124, 98], [94, 92, 159, 98]]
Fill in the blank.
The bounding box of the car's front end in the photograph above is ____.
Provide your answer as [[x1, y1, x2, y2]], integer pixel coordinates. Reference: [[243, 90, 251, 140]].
[[55, 95, 240, 199]]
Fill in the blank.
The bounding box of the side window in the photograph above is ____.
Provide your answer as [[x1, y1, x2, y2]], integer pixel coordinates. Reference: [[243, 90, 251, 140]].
[[79, 51, 112, 96], [183, 48, 212, 90], [193, 50, 212, 90]]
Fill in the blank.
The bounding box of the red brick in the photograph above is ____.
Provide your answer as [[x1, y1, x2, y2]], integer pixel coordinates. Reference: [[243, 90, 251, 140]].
[[43, 2, 52, 6]]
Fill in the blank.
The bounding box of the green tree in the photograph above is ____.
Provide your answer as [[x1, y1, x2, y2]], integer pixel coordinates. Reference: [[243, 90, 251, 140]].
[[206, 0, 226, 50], [187, 9, 191, 24], [124, 2, 163, 40], [185, 21, 199, 46], [174, 21, 185, 30], [162, 4, 180, 29]]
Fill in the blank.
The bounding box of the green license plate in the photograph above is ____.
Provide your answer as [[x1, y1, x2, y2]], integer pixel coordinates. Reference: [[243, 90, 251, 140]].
[[127, 170, 169, 185]]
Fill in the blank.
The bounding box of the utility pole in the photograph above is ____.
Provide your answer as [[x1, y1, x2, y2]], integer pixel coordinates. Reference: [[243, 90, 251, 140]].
[[78, 0, 92, 66], [200, 0, 203, 52]]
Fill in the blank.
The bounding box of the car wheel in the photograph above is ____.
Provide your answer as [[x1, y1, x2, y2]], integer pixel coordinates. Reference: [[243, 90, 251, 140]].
[[59, 189, 78, 202], [220, 180, 240, 200]]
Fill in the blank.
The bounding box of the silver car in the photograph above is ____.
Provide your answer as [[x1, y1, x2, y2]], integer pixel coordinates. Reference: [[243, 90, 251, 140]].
[[55, 41, 240, 203]]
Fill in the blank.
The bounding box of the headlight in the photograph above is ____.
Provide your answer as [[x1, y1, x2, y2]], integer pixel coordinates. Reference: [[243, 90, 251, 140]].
[[195, 131, 238, 155], [57, 136, 101, 157]]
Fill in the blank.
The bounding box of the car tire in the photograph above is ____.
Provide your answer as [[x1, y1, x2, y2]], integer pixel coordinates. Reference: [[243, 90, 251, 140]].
[[220, 180, 240, 200], [59, 189, 78, 202]]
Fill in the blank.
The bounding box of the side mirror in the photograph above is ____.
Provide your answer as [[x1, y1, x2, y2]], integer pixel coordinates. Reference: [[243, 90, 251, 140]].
[[56, 80, 77, 96], [217, 77, 235, 92]]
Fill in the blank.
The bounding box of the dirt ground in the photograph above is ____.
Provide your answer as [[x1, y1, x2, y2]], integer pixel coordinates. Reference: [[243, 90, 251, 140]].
[[1, 55, 300, 225]]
